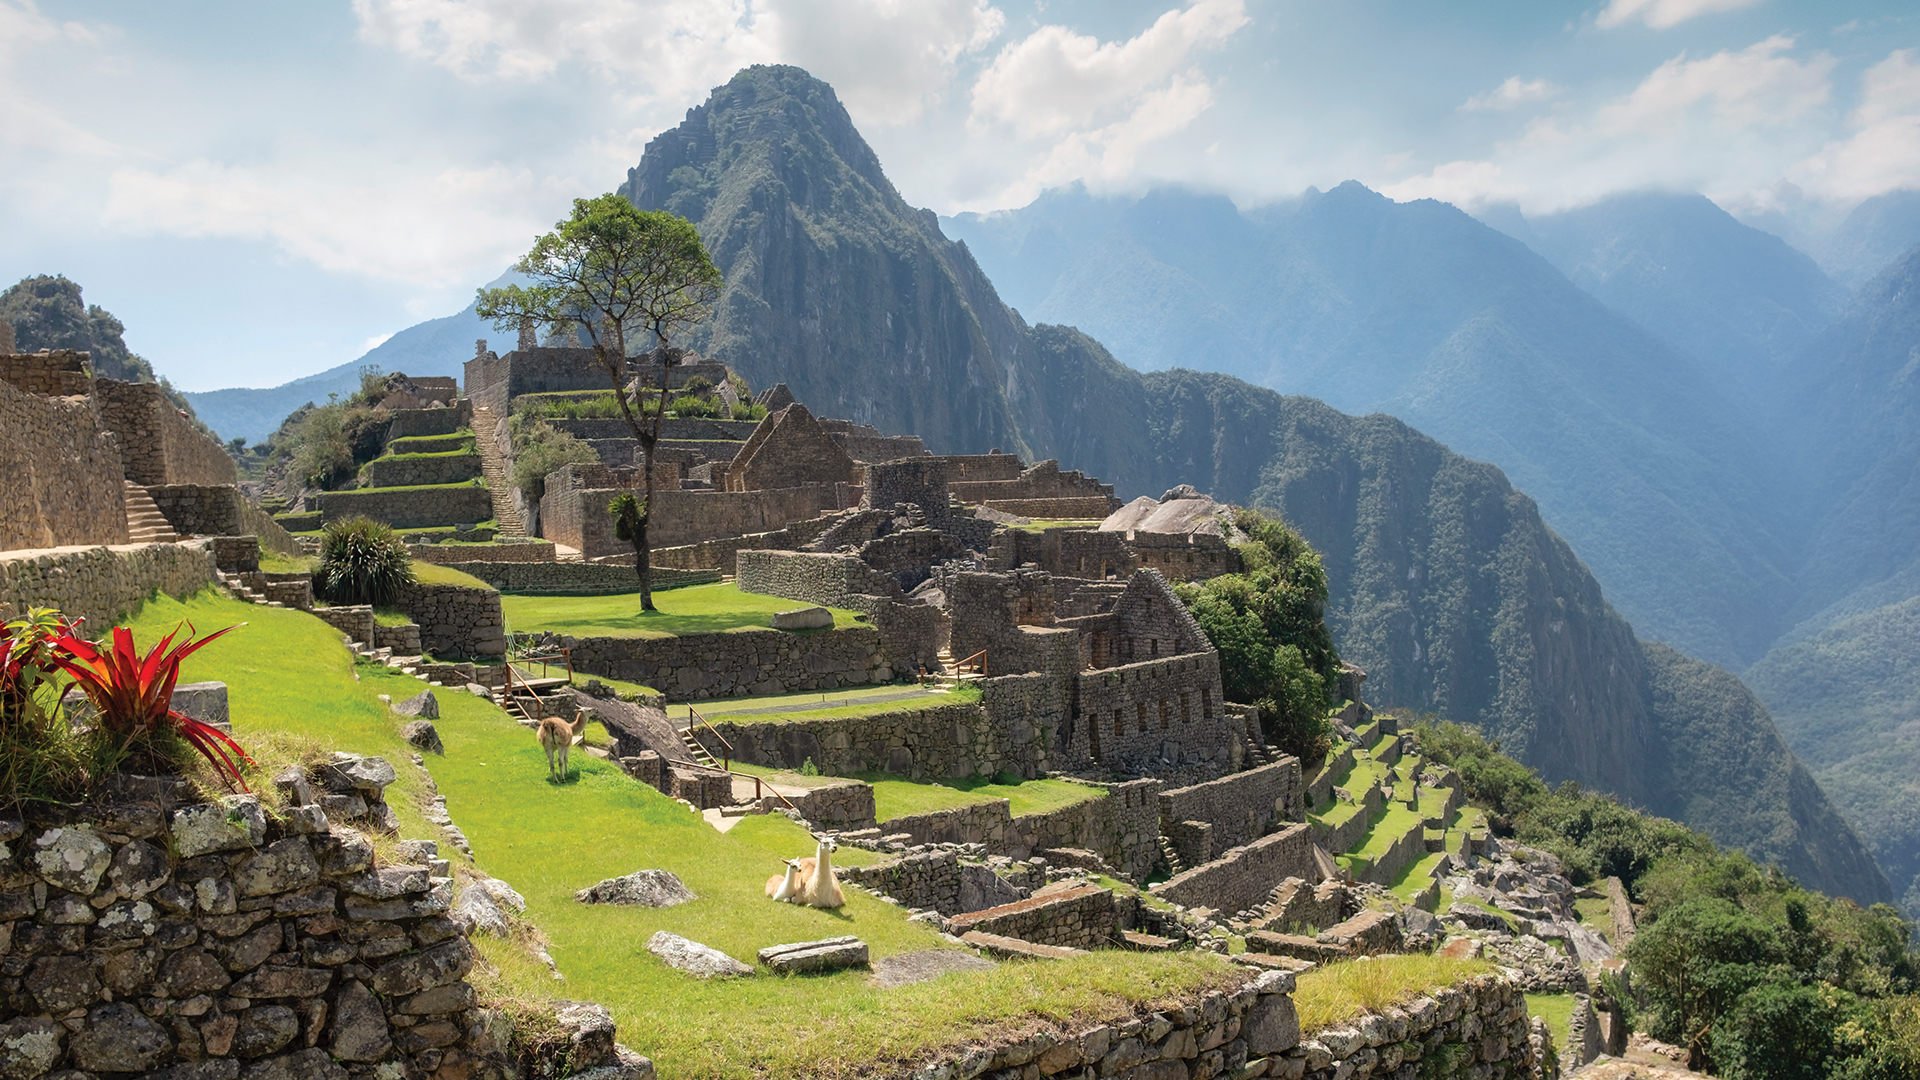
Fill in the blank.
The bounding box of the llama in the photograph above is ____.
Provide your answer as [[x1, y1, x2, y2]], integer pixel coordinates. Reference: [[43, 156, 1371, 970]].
[[537, 711, 590, 782], [765, 859, 802, 902], [795, 836, 845, 909]]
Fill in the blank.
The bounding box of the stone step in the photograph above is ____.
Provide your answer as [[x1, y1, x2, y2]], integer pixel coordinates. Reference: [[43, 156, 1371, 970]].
[[959, 930, 1086, 960], [1120, 930, 1177, 951], [1244, 931, 1350, 963]]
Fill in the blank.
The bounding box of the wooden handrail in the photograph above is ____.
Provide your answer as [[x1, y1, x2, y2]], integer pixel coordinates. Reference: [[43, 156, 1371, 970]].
[[687, 705, 734, 772], [954, 648, 987, 676]]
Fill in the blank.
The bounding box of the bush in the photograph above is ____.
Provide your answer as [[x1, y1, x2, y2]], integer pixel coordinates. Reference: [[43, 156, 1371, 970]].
[[316, 517, 415, 606], [508, 420, 599, 500], [667, 394, 718, 418]]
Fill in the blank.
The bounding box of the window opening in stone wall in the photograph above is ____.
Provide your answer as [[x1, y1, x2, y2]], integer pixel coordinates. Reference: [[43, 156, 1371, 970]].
[[1114, 709, 1124, 739], [1201, 687, 1211, 718], [1181, 693, 1190, 723], [1151, 638, 1159, 659], [1089, 712, 1102, 761], [1159, 700, 1169, 729], [1137, 701, 1147, 733]]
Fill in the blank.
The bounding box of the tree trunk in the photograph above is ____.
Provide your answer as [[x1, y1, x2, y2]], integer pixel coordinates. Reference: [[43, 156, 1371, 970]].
[[638, 465, 656, 612]]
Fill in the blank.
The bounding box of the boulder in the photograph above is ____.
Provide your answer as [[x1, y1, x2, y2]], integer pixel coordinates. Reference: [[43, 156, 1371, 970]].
[[551, 1001, 618, 1071], [172, 796, 266, 858], [646, 931, 752, 978], [771, 606, 834, 630], [320, 754, 396, 795], [575, 869, 696, 907], [30, 826, 113, 893], [757, 936, 869, 974], [401, 719, 444, 755], [453, 886, 511, 938], [172, 681, 230, 732], [392, 689, 439, 719]]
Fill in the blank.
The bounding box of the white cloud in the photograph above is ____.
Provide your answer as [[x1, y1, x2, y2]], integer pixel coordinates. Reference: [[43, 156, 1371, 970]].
[[968, 0, 1247, 139], [1021, 72, 1216, 191], [102, 157, 578, 286], [1595, 0, 1763, 31], [1460, 77, 1561, 113], [1379, 160, 1528, 209], [1597, 36, 1833, 134], [1789, 49, 1920, 201], [764, 0, 1004, 125], [0, 2, 116, 163]]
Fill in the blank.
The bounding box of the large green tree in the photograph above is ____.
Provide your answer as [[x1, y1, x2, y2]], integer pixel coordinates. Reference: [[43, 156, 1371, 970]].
[[477, 195, 722, 609], [1175, 509, 1341, 762]]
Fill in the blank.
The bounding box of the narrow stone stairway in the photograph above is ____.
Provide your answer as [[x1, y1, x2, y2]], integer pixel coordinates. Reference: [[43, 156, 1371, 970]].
[[122, 482, 180, 543], [1158, 835, 1189, 878], [470, 404, 527, 536]]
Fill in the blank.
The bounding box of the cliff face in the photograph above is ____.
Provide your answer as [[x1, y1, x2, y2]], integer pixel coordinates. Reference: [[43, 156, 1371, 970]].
[[617, 65, 1889, 905]]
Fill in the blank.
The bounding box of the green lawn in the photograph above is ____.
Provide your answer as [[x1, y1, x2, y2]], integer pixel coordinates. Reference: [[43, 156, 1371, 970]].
[[501, 582, 863, 639], [675, 686, 975, 726], [1350, 807, 1425, 862], [1389, 851, 1449, 903], [1526, 993, 1578, 1054], [859, 774, 1104, 822], [376, 446, 477, 462], [1295, 955, 1492, 1034], [1006, 519, 1104, 533], [123, 588, 1240, 1078], [410, 562, 493, 589]]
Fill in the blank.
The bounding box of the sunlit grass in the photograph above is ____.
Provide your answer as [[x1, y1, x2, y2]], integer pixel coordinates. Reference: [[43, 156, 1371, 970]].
[[1294, 955, 1492, 1034], [501, 582, 863, 639]]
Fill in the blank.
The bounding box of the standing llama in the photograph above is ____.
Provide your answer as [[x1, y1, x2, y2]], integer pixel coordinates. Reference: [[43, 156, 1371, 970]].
[[794, 836, 845, 909], [538, 712, 590, 782]]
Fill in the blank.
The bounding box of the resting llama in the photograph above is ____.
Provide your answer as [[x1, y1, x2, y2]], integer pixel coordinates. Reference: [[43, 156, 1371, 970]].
[[765, 859, 802, 902], [538, 712, 590, 782]]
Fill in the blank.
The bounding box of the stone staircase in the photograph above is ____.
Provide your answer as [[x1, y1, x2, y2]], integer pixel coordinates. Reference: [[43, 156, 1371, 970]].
[[123, 482, 180, 544], [928, 645, 987, 689], [216, 571, 274, 607], [470, 404, 527, 536], [1157, 834, 1189, 878]]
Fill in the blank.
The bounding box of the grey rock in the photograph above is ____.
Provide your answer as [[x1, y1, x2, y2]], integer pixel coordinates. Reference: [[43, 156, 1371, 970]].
[[172, 681, 230, 732], [757, 936, 869, 974], [26, 954, 99, 1013], [401, 719, 444, 755], [172, 796, 266, 858], [234, 839, 320, 897], [552, 1000, 618, 1071], [107, 839, 171, 898], [320, 755, 396, 795], [363, 799, 402, 835], [338, 865, 429, 899], [281, 804, 330, 836], [452, 879, 524, 938], [271, 766, 313, 807], [233, 1004, 299, 1059], [327, 979, 391, 1062], [392, 689, 439, 719], [311, 828, 373, 875], [146, 1060, 242, 1080], [227, 965, 332, 998], [93, 899, 159, 940], [29, 827, 112, 893], [159, 948, 233, 996], [1446, 902, 1510, 933], [317, 794, 366, 823], [68, 1001, 171, 1073], [369, 939, 474, 995], [572, 1045, 658, 1080], [771, 606, 834, 630], [646, 931, 753, 978], [576, 869, 696, 907], [0, 1016, 62, 1078], [240, 1048, 348, 1080]]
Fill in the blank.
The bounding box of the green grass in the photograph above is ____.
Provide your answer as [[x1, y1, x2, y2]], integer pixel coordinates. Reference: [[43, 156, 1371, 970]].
[[1350, 807, 1424, 862], [258, 552, 315, 574], [128, 589, 1239, 1078], [1006, 519, 1104, 533], [1389, 851, 1449, 903], [856, 774, 1104, 822], [410, 562, 494, 590], [376, 447, 478, 462], [500, 582, 863, 639], [677, 688, 975, 726], [373, 607, 414, 628], [326, 480, 485, 494], [388, 432, 475, 454], [1295, 955, 1492, 1034], [1525, 993, 1577, 1053], [572, 673, 662, 699]]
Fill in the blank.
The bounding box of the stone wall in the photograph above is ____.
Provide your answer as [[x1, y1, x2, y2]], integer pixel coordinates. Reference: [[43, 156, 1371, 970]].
[[145, 486, 301, 555], [0, 349, 91, 396], [93, 377, 238, 487], [0, 793, 502, 1080], [736, 550, 899, 604], [701, 697, 1063, 779], [1150, 824, 1317, 916], [948, 459, 1117, 508], [364, 453, 481, 488], [383, 402, 471, 440], [313, 606, 375, 647], [1010, 778, 1164, 884], [393, 581, 506, 659], [862, 458, 950, 520], [0, 377, 128, 551], [438, 561, 718, 594], [316, 485, 494, 529], [838, 849, 960, 914], [0, 544, 215, 628], [409, 540, 554, 565], [540, 471, 852, 558], [1159, 759, 1304, 855], [948, 883, 1116, 949], [780, 781, 877, 831], [1305, 745, 1354, 812], [981, 497, 1118, 519], [565, 626, 887, 700], [648, 530, 789, 573], [1073, 652, 1233, 778], [885, 800, 1013, 847]]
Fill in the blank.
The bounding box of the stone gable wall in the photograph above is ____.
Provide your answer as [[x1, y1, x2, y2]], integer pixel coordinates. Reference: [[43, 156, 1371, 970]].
[[316, 486, 494, 529], [1149, 824, 1317, 916], [0, 350, 91, 397], [565, 626, 886, 700], [0, 378, 128, 551], [724, 405, 859, 492], [1159, 758, 1304, 855], [93, 378, 237, 487], [1074, 652, 1232, 778], [832, 433, 926, 463], [0, 795, 503, 1080], [0, 544, 214, 629]]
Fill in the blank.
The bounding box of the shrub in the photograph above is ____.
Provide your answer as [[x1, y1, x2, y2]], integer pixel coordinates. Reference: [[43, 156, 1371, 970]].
[[667, 394, 718, 418], [509, 420, 599, 500], [316, 517, 415, 606]]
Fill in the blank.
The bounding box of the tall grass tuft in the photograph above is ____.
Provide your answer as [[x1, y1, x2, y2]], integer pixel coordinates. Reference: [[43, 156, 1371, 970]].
[[316, 516, 415, 606]]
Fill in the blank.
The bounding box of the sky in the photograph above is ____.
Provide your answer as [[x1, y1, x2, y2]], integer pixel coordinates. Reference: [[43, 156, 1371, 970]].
[[3, 0, 1918, 391]]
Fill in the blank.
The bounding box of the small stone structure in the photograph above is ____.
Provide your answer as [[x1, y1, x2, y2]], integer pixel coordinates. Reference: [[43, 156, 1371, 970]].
[[316, 485, 494, 529], [947, 882, 1117, 950], [1150, 824, 1318, 916], [394, 580, 508, 659], [720, 403, 859, 491], [564, 626, 888, 699]]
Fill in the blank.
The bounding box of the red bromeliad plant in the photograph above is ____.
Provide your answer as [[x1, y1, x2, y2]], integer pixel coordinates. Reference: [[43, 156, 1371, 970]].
[[47, 622, 256, 792]]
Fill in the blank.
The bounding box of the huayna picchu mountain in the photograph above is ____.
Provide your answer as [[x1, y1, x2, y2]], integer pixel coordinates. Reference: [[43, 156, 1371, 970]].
[[617, 64, 1889, 905]]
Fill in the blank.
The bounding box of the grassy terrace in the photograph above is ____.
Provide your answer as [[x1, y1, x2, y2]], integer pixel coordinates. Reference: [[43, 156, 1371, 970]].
[[1294, 955, 1492, 1033], [411, 562, 493, 589], [727, 762, 1103, 821], [670, 685, 975, 725], [125, 589, 1241, 1078], [1525, 993, 1577, 1053], [1006, 519, 1104, 533], [501, 582, 863, 639]]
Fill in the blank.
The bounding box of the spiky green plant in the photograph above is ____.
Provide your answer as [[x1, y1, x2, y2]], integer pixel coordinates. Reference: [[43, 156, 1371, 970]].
[[315, 516, 415, 606]]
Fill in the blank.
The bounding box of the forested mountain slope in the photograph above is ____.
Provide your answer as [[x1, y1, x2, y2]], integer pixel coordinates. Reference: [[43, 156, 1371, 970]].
[[619, 64, 1887, 904], [944, 185, 1795, 672]]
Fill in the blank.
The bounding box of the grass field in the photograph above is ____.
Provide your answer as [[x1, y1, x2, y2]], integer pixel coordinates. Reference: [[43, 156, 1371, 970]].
[[501, 582, 863, 639], [410, 562, 493, 589], [1294, 955, 1491, 1034], [123, 588, 1240, 1078], [674, 685, 974, 726], [859, 773, 1104, 821], [1525, 993, 1577, 1053]]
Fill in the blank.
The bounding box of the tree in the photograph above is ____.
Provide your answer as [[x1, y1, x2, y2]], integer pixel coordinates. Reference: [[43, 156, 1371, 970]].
[[476, 195, 722, 610]]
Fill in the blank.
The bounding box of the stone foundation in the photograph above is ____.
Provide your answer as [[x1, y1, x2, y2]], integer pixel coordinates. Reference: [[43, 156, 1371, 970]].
[[565, 626, 886, 701]]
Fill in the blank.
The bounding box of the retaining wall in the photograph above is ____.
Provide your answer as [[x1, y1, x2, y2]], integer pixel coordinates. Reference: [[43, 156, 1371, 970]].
[[409, 540, 555, 565], [1073, 652, 1233, 777], [94, 377, 237, 487], [393, 581, 506, 659], [0, 544, 215, 629], [700, 697, 1062, 779], [383, 401, 471, 440], [1160, 759, 1304, 855], [145, 485, 300, 555], [440, 561, 718, 594], [1150, 824, 1317, 916], [946, 884, 1115, 949], [316, 485, 494, 529], [542, 481, 853, 559], [0, 349, 92, 396], [565, 626, 887, 701], [364, 452, 481, 488], [0, 377, 128, 551], [980, 497, 1118, 519]]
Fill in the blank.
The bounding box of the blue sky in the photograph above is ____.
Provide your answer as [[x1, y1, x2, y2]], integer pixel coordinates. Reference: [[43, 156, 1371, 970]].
[[3, 0, 1917, 390]]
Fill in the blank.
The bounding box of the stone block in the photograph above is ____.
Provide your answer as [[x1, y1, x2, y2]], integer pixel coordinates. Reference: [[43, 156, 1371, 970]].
[[757, 936, 870, 974], [647, 931, 753, 978], [771, 605, 834, 630], [171, 681, 230, 732]]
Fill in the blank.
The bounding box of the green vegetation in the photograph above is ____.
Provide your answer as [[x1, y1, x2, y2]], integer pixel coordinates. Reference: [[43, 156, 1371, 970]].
[[388, 433, 475, 454], [1006, 519, 1103, 533], [505, 415, 597, 500], [314, 516, 414, 606], [0, 274, 200, 417], [127, 589, 1237, 1078], [1292, 955, 1492, 1034], [409, 562, 492, 590], [271, 367, 395, 489], [1175, 509, 1340, 763], [1524, 994, 1577, 1054], [500, 582, 861, 639], [675, 686, 972, 726], [858, 773, 1103, 821]]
